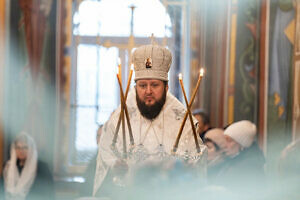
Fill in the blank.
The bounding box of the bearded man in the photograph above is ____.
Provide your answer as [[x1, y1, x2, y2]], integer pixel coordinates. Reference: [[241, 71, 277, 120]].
[[93, 45, 206, 198]]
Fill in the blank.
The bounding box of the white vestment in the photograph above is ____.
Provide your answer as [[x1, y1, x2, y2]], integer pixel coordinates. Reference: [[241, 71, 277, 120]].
[[93, 89, 206, 195]]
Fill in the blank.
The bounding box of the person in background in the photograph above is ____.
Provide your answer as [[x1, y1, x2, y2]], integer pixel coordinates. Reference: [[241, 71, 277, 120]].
[[192, 109, 211, 140], [220, 120, 265, 196], [203, 128, 227, 182], [2, 132, 54, 200]]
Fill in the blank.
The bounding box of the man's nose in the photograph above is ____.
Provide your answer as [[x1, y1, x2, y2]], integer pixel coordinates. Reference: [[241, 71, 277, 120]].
[[145, 85, 152, 94]]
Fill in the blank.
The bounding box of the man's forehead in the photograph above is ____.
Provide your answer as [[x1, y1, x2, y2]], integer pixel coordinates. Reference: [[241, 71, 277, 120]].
[[136, 79, 164, 84], [195, 114, 204, 121]]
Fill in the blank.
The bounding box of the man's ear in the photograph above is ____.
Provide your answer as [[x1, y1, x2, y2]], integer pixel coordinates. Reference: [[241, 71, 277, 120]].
[[166, 84, 169, 91]]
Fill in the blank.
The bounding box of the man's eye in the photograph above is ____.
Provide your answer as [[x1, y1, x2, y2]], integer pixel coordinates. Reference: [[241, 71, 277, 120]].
[[139, 84, 146, 88]]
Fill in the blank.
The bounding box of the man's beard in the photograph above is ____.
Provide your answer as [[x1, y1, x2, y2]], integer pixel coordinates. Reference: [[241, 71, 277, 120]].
[[136, 89, 167, 120]]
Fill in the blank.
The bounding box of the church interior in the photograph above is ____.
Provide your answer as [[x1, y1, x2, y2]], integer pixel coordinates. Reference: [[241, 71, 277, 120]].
[[0, 0, 300, 199]]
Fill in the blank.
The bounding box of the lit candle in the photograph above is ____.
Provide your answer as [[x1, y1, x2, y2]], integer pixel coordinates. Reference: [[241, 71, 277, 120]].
[[121, 108, 127, 159], [188, 68, 204, 112], [177, 73, 200, 153], [125, 64, 134, 98], [118, 57, 122, 82], [117, 73, 127, 158], [173, 69, 204, 153], [178, 73, 183, 80], [200, 68, 204, 77], [124, 64, 134, 146], [116, 70, 124, 111], [113, 71, 123, 145], [112, 65, 135, 147]]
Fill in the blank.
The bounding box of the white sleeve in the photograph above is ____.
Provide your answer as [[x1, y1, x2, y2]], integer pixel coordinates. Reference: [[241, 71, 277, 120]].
[[93, 111, 119, 195]]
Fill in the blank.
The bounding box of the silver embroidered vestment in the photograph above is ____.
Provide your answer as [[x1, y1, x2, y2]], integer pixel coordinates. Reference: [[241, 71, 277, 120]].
[[93, 89, 207, 195]]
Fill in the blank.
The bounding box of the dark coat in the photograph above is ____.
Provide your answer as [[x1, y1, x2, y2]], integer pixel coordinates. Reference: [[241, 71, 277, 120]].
[[213, 143, 266, 195]]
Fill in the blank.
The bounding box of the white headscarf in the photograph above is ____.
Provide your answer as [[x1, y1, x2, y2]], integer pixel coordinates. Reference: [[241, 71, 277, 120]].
[[3, 132, 38, 200]]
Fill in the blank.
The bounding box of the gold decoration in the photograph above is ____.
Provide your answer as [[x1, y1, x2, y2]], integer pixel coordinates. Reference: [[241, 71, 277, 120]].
[[274, 92, 281, 106], [284, 19, 295, 44]]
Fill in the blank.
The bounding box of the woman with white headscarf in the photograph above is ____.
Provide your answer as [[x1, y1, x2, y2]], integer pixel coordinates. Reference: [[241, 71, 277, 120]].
[[2, 132, 54, 200], [219, 120, 265, 196]]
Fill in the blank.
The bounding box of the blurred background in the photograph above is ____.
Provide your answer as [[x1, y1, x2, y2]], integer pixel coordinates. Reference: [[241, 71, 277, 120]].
[[0, 0, 299, 199]]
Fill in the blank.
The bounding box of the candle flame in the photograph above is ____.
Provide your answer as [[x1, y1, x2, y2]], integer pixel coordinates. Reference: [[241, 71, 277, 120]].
[[130, 64, 134, 70], [118, 57, 121, 66], [178, 73, 183, 80], [200, 68, 204, 77]]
